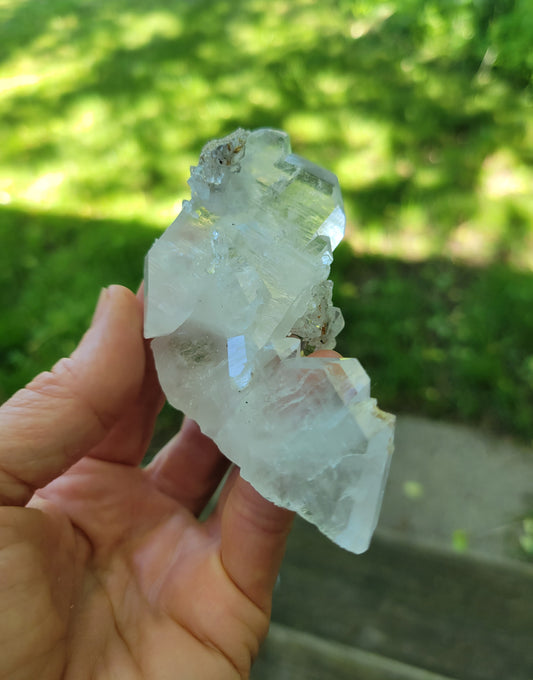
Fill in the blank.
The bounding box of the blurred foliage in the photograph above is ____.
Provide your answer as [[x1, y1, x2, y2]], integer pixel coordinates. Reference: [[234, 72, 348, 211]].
[[0, 0, 532, 443], [331, 246, 533, 441], [519, 517, 533, 557]]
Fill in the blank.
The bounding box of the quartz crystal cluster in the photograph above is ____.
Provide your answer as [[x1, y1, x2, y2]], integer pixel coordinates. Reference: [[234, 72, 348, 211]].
[[144, 128, 395, 553]]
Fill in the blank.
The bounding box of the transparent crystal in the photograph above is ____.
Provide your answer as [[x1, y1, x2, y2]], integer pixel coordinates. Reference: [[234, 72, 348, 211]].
[[144, 128, 395, 553]]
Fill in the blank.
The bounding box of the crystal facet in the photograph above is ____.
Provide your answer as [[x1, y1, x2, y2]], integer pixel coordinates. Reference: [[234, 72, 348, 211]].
[[144, 128, 395, 553]]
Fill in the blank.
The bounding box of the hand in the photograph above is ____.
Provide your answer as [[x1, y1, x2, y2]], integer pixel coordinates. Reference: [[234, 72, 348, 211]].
[[0, 285, 294, 680]]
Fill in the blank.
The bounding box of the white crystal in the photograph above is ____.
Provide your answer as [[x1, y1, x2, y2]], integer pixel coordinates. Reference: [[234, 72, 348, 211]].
[[144, 128, 395, 553]]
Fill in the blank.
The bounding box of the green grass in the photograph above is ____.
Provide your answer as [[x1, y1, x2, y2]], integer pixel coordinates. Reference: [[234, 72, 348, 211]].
[[0, 0, 532, 444], [0, 208, 153, 397], [332, 247, 533, 440]]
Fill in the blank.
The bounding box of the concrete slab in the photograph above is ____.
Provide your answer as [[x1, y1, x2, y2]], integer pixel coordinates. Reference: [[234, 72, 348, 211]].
[[252, 624, 457, 680], [270, 520, 533, 680], [378, 415, 533, 560]]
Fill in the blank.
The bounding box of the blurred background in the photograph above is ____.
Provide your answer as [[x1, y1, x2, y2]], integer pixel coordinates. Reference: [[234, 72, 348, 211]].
[[1, 1, 532, 677], [1, 0, 532, 442]]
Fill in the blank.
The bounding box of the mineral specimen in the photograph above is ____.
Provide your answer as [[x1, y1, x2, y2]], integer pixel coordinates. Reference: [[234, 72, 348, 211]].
[[144, 128, 395, 553]]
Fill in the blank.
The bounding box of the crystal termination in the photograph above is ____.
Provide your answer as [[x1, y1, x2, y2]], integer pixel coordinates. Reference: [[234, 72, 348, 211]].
[[144, 128, 395, 553]]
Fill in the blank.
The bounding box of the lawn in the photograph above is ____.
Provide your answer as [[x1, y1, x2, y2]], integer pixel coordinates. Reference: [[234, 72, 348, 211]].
[[1, 0, 532, 444]]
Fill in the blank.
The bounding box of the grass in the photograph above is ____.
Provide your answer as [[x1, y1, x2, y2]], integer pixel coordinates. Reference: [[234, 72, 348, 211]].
[[332, 248, 533, 440], [0, 0, 532, 444]]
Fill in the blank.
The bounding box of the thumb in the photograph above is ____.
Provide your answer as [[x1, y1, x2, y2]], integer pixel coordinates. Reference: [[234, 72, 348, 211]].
[[0, 285, 145, 506]]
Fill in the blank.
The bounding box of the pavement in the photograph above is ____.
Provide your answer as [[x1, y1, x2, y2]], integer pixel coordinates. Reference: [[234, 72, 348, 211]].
[[378, 415, 533, 562], [253, 415, 533, 680]]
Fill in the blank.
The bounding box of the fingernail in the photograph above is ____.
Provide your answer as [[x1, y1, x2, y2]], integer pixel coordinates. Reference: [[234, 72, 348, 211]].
[[91, 287, 110, 325]]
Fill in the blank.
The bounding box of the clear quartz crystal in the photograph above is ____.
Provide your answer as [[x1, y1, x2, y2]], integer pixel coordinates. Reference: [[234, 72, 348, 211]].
[[144, 128, 395, 553]]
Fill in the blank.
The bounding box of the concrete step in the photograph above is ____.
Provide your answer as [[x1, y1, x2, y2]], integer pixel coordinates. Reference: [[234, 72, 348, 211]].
[[380, 415, 533, 561], [252, 623, 457, 680], [267, 518, 533, 680]]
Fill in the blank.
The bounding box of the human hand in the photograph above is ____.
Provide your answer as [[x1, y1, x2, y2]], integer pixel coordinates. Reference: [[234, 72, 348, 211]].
[[0, 285, 295, 680]]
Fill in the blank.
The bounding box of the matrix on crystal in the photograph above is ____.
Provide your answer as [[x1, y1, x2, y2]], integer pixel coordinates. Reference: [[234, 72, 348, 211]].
[[144, 128, 395, 553]]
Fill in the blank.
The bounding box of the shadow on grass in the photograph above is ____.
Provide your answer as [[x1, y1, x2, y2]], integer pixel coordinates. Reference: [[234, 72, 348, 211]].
[[332, 241, 533, 443], [0, 206, 155, 396], [0, 204, 184, 457], [1, 205, 532, 444]]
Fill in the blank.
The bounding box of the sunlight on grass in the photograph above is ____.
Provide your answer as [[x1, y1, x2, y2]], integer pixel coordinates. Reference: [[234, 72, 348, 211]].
[[348, 3, 395, 39], [0, 73, 43, 93], [284, 113, 334, 144], [1, 0, 531, 267], [480, 149, 533, 199], [24, 171, 65, 203], [335, 119, 394, 190], [116, 10, 183, 49]]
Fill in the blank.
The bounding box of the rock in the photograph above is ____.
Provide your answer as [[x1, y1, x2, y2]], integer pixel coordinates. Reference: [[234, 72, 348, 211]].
[[144, 128, 394, 553]]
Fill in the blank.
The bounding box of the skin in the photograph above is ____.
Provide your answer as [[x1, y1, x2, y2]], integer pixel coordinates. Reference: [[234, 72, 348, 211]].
[[0, 284, 338, 680]]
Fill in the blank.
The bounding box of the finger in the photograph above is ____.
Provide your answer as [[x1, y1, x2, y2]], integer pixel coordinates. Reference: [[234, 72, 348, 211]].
[[207, 464, 239, 523], [219, 475, 294, 613], [0, 285, 145, 506], [145, 418, 230, 515], [310, 349, 341, 358], [212, 349, 339, 608], [86, 339, 165, 466], [87, 287, 166, 466]]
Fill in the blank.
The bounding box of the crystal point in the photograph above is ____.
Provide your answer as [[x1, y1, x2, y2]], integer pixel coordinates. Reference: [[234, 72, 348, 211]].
[[145, 128, 395, 553]]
